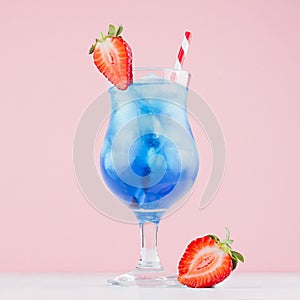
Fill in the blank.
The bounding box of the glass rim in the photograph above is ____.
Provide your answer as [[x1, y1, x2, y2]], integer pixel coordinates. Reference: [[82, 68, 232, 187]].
[[133, 67, 191, 77]]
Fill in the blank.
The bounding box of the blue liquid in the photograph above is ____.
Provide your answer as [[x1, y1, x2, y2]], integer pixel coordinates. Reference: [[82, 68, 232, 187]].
[[100, 79, 199, 223]]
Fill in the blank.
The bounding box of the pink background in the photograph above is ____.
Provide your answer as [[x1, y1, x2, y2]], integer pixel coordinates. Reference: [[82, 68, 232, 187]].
[[1, 0, 299, 272]]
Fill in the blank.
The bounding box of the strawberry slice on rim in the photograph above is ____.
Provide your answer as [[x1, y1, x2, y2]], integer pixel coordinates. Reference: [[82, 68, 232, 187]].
[[89, 24, 133, 90], [178, 228, 244, 288]]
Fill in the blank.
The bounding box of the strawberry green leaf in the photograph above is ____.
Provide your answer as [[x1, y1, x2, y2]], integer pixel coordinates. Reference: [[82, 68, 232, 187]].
[[116, 25, 123, 36], [225, 227, 230, 241], [231, 251, 244, 263], [89, 44, 95, 54], [108, 24, 116, 36], [221, 227, 232, 244], [232, 256, 238, 270], [209, 234, 220, 242]]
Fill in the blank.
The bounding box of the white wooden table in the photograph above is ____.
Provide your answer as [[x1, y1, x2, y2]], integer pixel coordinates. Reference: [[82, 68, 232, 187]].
[[0, 272, 299, 299]]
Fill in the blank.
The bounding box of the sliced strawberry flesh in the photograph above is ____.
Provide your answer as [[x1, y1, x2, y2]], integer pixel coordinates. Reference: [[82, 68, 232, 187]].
[[196, 253, 216, 270], [93, 37, 132, 90], [178, 236, 233, 288]]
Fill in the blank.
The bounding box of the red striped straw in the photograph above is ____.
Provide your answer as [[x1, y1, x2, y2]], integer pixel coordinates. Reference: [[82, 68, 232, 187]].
[[174, 31, 192, 70]]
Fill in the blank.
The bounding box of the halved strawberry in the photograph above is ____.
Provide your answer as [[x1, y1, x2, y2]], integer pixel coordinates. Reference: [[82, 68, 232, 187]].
[[89, 24, 133, 90], [178, 228, 244, 288]]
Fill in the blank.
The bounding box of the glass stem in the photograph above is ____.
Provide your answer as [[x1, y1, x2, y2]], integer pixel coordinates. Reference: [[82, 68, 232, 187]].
[[136, 222, 163, 270]]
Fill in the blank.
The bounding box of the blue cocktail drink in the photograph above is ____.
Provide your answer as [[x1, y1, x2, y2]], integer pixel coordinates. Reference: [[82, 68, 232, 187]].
[[98, 68, 199, 285], [100, 71, 199, 224]]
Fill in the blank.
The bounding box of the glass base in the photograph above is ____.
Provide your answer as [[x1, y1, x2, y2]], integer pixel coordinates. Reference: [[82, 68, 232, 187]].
[[107, 268, 184, 287]]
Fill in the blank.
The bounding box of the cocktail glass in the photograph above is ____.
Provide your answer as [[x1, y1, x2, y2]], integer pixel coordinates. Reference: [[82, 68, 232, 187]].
[[100, 68, 199, 286]]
